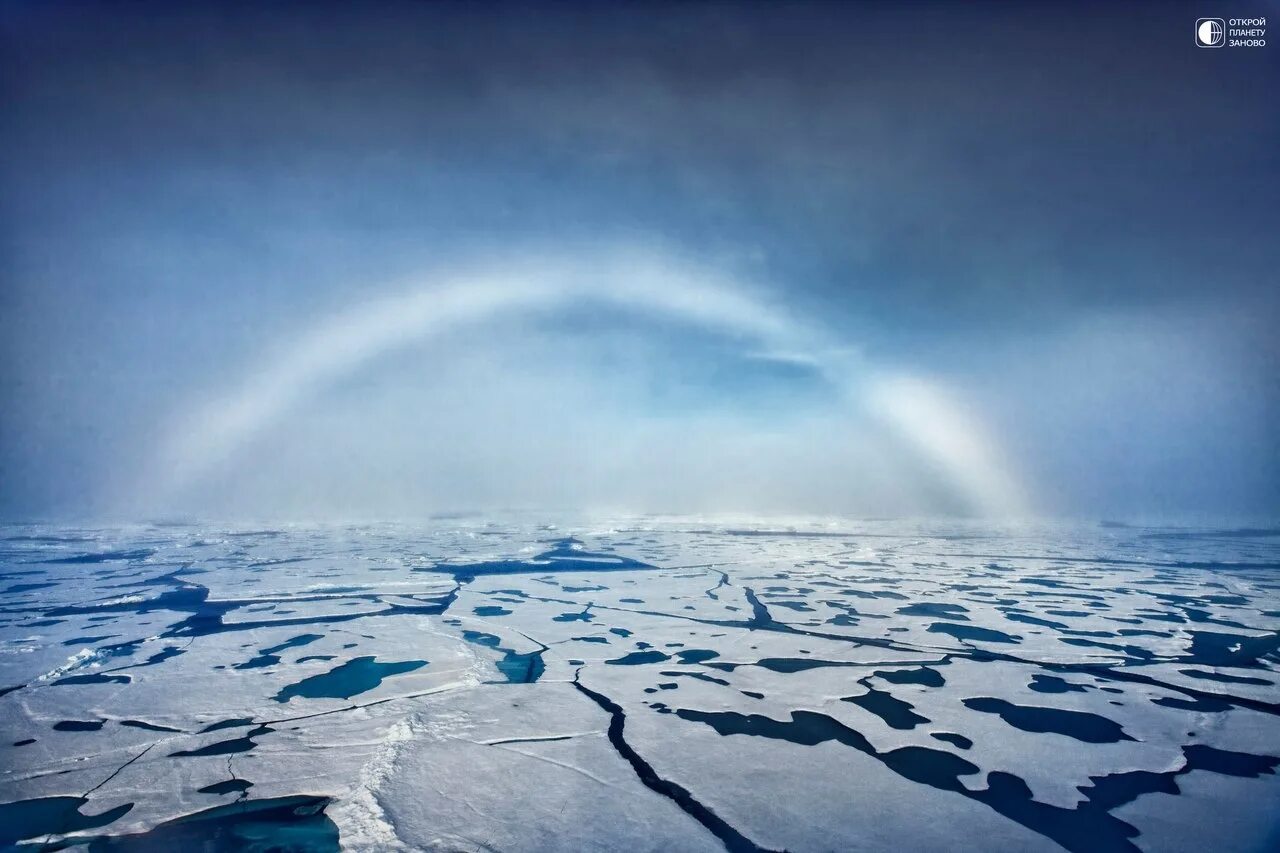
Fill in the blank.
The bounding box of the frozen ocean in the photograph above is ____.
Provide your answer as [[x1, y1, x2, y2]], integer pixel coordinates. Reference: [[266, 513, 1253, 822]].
[[1, 520, 1278, 852]]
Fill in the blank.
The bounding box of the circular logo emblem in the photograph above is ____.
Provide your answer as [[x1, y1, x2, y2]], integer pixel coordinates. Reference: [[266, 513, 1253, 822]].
[[1197, 19, 1224, 46]]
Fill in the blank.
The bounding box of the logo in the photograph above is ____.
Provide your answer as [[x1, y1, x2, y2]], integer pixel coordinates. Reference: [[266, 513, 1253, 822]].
[[1196, 17, 1226, 47]]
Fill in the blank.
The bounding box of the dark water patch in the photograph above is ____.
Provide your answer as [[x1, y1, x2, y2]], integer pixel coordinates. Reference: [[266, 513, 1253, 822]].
[[1006, 613, 1069, 630], [1116, 629, 1172, 638], [1184, 630, 1280, 668], [704, 657, 851, 674], [1067, 664, 1280, 716], [64, 635, 116, 645], [741, 690, 764, 699], [39, 548, 154, 565], [126, 646, 186, 669], [675, 706, 1174, 853], [607, 650, 671, 666], [198, 778, 254, 796], [1058, 638, 1155, 660], [274, 656, 426, 701], [754, 658, 852, 673], [1182, 743, 1279, 776], [1180, 593, 1250, 606], [81, 794, 337, 852], [1078, 768, 1179, 811], [1178, 668, 1273, 686], [0, 796, 133, 847], [963, 698, 1133, 743], [876, 667, 945, 687], [473, 606, 512, 617], [296, 654, 336, 664], [931, 732, 972, 749], [675, 649, 719, 664], [883, 745, 980, 790], [1135, 611, 1184, 624], [235, 634, 323, 670], [4, 581, 58, 594], [1011, 745, 1280, 852], [171, 725, 274, 756], [430, 538, 654, 580], [661, 670, 730, 686], [1029, 674, 1090, 694], [552, 607, 594, 623], [21, 618, 65, 627], [844, 686, 930, 729], [769, 600, 814, 612], [55, 673, 132, 686], [1020, 578, 1069, 589], [677, 708, 977, 793], [134, 581, 458, 640], [13, 738, 36, 746], [1181, 608, 1248, 629], [121, 720, 182, 733], [1153, 695, 1233, 713], [609, 627, 633, 637], [461, 631, 544, 683], [928, 623, 1020, 644], [54, 719, 105, 732], [969, 771, 1145, 853], [897, 603, 969, 621], [49, 585, 212, 619], [200, 718, 255, 733], [572, 635, 610, 644]]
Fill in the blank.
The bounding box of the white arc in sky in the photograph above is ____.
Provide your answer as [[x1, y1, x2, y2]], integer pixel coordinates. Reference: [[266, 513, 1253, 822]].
[[148, 251, 1028, 517]]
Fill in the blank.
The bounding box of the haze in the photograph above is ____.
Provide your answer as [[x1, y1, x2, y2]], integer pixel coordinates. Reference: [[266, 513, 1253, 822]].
[[1, 2, 1276, 523]]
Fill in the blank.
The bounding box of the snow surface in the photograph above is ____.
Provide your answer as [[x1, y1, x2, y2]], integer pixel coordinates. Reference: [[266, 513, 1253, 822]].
[[1, 519, 1278, 851]]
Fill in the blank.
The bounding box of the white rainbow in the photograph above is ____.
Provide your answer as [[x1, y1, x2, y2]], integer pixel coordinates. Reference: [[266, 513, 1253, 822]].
[[147, 251, 1027, 516]]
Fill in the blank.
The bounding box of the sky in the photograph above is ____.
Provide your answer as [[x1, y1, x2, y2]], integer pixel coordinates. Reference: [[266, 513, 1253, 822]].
[[1, 0, 1277, 522]]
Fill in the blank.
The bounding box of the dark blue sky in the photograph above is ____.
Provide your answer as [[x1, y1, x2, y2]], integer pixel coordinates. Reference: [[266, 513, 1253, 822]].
[[1, 1, 1276, 520]]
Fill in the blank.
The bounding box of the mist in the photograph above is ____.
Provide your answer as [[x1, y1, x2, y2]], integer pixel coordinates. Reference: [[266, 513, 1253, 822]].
[[2, 1, 1276, 522]]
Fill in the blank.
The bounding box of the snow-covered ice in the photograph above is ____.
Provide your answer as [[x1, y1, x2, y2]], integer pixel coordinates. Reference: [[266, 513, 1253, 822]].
[[1, 519, 1277, 851]]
